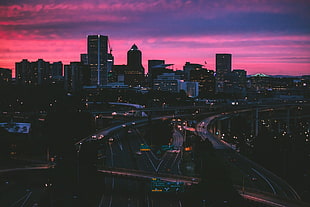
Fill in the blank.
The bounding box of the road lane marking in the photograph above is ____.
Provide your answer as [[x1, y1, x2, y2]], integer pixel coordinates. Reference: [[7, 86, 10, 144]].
[[252, 168, 276, 195]]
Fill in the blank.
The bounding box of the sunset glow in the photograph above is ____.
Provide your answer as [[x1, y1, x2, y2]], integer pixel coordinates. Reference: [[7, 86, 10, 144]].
[[1, 0, 309, 76]]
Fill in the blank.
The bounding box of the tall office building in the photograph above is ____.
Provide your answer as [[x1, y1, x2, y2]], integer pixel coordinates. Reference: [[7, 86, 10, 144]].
[[0, 68, 12, 86], [33, 59, 52, 85], [223, 69, 247, 97], [15, 59, 52, 86], [87, 35, 109, 86], [148, 60, 165, 73], [16, 59, 31, 85], [147, 60, 174, 87], [232, 69, 247, 89], [190, 68, 215, 97], [216, 54, 232, 92], [183, 62, 203, 81], [64, 62, 88, 93], [125, 44, 145, 86], [51, 61, 63, 77]]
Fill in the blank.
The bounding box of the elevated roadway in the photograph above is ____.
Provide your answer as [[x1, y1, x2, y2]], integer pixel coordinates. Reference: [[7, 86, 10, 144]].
[[196, 108, 310, 207]]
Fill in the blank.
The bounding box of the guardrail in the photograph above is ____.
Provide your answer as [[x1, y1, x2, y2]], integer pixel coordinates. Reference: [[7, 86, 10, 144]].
[[98, 167, 200, 185]]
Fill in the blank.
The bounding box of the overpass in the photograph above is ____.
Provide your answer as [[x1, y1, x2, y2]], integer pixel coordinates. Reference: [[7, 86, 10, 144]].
[[196, 106, 310, 207]]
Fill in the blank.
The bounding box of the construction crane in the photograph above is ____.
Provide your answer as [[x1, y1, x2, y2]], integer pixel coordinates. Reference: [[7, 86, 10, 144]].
[[108, 38, 112, 54]]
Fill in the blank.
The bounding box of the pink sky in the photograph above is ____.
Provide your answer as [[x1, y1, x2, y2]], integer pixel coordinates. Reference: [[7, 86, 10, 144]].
[[1, 0, 309, 76]]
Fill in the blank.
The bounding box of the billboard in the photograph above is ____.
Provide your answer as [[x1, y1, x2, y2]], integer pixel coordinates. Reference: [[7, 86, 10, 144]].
[[0, 122, 31, 134]]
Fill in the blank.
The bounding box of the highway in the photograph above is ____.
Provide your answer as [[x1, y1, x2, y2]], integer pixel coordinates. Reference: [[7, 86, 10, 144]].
[[0, 167, 51, 207], [196, 114, 307, 206], [93, 118, 189, 206], [2, 105, 309, 206]]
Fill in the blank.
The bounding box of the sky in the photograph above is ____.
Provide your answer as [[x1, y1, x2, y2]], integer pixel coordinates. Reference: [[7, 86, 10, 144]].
[[1, 0, 310, 76]]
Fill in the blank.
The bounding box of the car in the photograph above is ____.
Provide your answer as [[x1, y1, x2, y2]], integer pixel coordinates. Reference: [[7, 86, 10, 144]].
[[249, 176, 258, 181], [135, 151, 142, 155], [251, 177, 258, 181]]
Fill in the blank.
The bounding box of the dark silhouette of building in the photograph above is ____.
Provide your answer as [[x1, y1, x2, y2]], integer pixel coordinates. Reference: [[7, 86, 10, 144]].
[[87, 35, 109, 86], [0, 68, 12, 86], [147, 60, 174, 87], [190, 68, 215, 98], [15, 59, 54, 86], [64, 62, 89, 93], [51, 61, 63, 77], [223, 69, 247, 97], [232, 69, 247, 89], [125, 44, 145, 86], [216, 54, 232, 93], [183, 62, 204, 81], [148, 60, 164, 86], [80, 54, 88, 65], [107, 53, 114, 83], [15, 59, 31, 85], [111, 65, 127, 83]]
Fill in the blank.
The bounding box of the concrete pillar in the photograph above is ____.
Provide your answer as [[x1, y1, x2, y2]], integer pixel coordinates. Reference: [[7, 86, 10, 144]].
[[286, 108, 290, 134], [255, 108, 259, 137]]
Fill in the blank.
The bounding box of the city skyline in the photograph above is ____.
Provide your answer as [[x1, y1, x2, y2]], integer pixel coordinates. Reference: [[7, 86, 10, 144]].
[[1, 0, 310, 76]]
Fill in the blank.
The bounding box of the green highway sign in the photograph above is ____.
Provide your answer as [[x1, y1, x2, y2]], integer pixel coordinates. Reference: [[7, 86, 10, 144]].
[[151, 178, 184, 192], [140, 143, 151, 151], [161, 144, 174, 151]]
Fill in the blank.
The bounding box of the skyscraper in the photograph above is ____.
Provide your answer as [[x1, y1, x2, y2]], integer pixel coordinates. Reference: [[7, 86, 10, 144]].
[[190, 68, 215, 98], [87, 35, 109, 86], [0, 68, 12, 86], [15, 59, 31, 85], [183, 62, 203, 81], [147, 60, 174, 87], [216, 54, 232, 92], [15, 59, 52, 86], [51, 61, 63, 77], [64, 62, 87, 93], [125, 44, 145, 86], [232, 69, 247, 89]]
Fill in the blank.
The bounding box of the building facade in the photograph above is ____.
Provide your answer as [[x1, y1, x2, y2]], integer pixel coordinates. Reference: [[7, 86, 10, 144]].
[[216, 54, 232, 93], [0, 68, 12, 86], [87, 35, 109, 86], [64, 62, 89, 93], [153, 73, 182, 93], [125, 44, 145, 87], [223, 69, 247, 97], [15, 59, 53, 86], [190, 68, 215, 98], [180, 81, 199, 97], [51, 61, 63, 77], [183, 62, 203, 81], [147, 60, 174, 87], [111, 65, 127, 83]]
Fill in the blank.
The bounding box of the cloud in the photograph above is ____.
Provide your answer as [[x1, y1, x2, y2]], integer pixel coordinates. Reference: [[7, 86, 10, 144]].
[[1, 0, 309, 41], [0, 0, 309, 76]]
